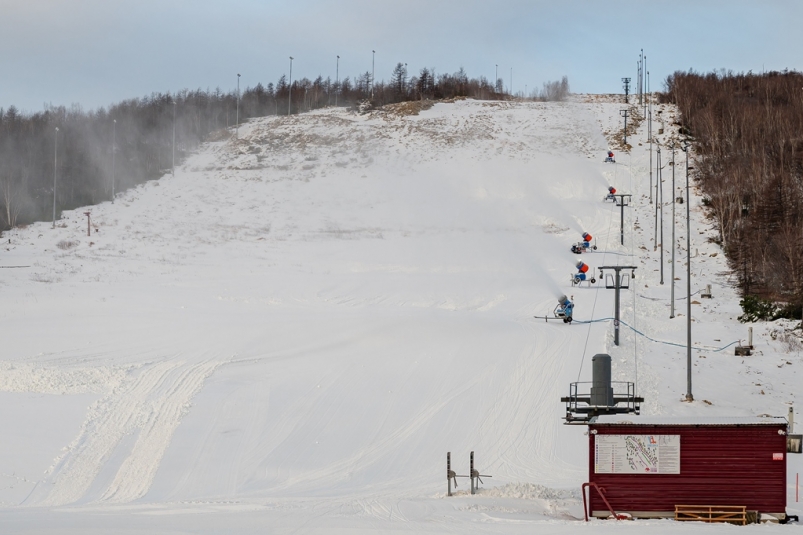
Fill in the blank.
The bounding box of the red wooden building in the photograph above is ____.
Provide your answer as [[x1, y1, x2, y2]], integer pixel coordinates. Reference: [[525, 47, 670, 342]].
[[587, 416, 788, 520]]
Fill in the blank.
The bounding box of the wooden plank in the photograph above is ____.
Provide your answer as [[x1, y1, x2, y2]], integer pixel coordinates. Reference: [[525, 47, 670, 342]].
[[675, 505, 746, 525]]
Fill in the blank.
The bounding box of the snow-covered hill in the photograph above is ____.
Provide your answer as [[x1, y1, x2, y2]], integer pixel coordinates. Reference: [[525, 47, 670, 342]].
[[0, 97, 799, 533]]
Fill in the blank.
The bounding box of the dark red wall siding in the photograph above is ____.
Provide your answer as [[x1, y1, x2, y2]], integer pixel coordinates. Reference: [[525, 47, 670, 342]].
[[587, 424, 787, 514]]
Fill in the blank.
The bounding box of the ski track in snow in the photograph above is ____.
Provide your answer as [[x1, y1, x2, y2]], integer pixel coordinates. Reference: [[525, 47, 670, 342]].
[[38, 359, 220, 506]]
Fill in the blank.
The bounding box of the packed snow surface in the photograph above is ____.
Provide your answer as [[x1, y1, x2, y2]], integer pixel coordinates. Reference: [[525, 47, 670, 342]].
[[0, 97, 800, 533]]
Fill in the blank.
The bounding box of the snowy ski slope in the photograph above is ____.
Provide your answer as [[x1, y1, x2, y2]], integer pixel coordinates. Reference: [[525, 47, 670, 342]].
[[0, 97, 800, 533]]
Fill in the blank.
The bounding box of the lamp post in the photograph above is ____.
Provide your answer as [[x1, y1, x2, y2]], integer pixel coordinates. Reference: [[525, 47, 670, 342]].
[[52, 127, 59, 228], [495, 64, 498, 94], [643, 55, 647, 117], [681, 140, 693, 402], [172, 101, 176, 175], [335, 55, 339, 107], [371, 50, 375, 99], [670, 142, 676, 317], [236, 73, 241, 138], [648, 71, 652, 204], [112, 119, 116, 203], [288, 57, 294, 115], [659, 145, 664, 284]]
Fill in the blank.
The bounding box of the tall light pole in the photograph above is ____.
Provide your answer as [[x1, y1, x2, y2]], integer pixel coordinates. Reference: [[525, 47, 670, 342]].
[[172, 101, 176, 175], [288, 57, 294, 115], [236, 73, 241, 138], [648, 71, 652, 204], [335, 55, 340, 107], [52, 127, 59, 228], [670, 142, 676, 317], [659, 146, 664, 284], [495, 64, 498, 94], [371, 50, 375, 99], [112, 119, 116, 203], [682, 140, 693, 402], [643, 55, 647, 118]]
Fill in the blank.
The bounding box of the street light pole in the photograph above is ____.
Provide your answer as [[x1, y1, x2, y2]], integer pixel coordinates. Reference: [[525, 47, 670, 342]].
[[289, 57, 294, 115], [495, 64, 498, 94], [670, 142, 676, 318], [648, 71, 652, 204], [371, 50, 375, 99], [335, 55, 339, 107], [682, 141, 693, 402], [659, 146, 664, 284], [172, 101, 176, 175], [53, 127, 59, 228], [236, 73, 241, 138], [112, 119, 116, 203]]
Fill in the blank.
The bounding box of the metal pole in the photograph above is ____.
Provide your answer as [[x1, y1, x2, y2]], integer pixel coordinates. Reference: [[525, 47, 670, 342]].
[[643, 55, 647, 118], [288, 57, 293, 115], [53, 127, 58, 228], [671, 143, 676, 317], [639, 49, 643, 106], [172, 101, 176, 175], [599, 266, 637, 346], [654, 144, 659, 250], [613, 269, 621, 346], [659, 145, 664, 285], [620, 109, 629, 146], [236, 73, 240, 138], [112, 119, 116, 203], [335, 55, 339, 107], [620, 201, 625, 245], [510, 67, 512, 97], [470, 451, 475, 495], [371, 50, 375, 99], [447, 452, 452, 496], [683, 142, 693, 401], [648, 71, 652, 204], [495, 64, 498, 94]]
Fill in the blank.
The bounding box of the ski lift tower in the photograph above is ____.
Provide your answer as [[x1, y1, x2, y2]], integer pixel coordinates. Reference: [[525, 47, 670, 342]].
[[599, 266, 637, 346], [612, 193, 632, 246]]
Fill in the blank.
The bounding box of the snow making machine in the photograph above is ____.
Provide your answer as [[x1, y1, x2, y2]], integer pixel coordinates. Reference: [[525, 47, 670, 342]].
[[571, 232, 597, 254], [534, 295, 575, 323], [572, 260, 596, 286]]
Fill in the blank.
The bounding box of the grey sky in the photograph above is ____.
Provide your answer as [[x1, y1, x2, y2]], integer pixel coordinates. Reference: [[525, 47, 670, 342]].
[[3, 0, 802, 112]]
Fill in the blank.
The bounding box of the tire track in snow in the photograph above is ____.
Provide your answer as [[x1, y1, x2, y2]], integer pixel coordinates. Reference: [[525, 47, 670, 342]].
[[39, 359, 219, 506]]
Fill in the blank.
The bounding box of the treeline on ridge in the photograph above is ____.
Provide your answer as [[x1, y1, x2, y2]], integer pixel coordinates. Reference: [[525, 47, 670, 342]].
[[663, 69, 803, 315], [0, 67, 569, 231]]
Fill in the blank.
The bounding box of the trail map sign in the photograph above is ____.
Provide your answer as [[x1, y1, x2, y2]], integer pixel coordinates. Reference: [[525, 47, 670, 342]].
[[594, 435, 680, 474]]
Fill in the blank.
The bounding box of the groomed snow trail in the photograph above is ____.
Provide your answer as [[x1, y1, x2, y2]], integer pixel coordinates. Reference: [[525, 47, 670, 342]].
[[1, 97, 799, 533]]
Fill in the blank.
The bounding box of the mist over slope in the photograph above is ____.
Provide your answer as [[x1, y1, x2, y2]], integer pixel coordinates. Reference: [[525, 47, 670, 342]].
[[0, 97, 799, 533]]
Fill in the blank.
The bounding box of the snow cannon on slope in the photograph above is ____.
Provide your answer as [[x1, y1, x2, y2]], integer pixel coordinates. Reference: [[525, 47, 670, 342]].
[[572, 260, 596, 286], [534, 294, 574, 323], [571, 232, 597, 254], [604, 186, 617, 202], [604, 150, 616, 163]]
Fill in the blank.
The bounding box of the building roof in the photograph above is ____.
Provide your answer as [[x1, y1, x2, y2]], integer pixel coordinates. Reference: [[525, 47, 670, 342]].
[[591, 415, 788, 426]]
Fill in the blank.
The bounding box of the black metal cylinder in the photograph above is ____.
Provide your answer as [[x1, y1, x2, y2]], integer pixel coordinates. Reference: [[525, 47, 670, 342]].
[[590, 354, 614, 406]]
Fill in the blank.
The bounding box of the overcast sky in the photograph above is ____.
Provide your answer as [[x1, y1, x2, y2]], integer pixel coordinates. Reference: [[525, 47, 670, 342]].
[[3, 0, 802, 113]]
